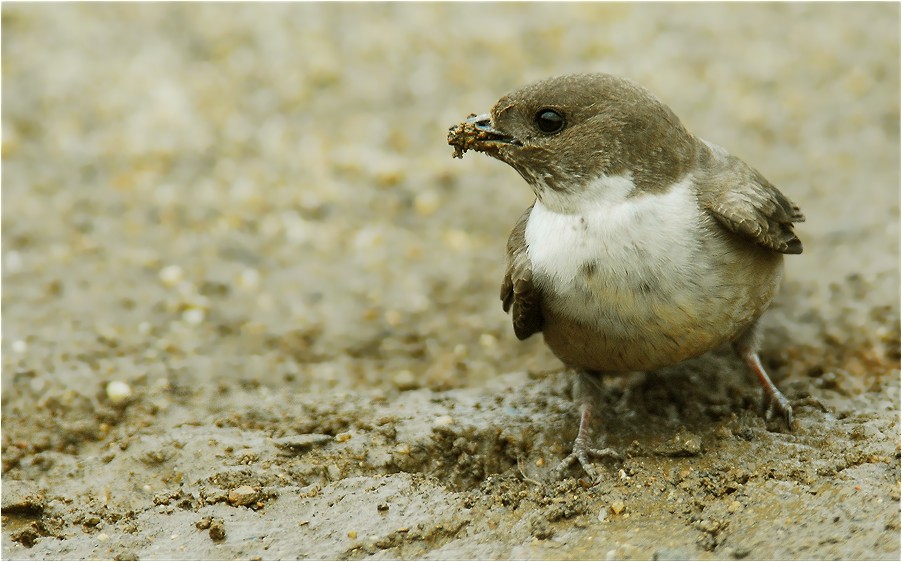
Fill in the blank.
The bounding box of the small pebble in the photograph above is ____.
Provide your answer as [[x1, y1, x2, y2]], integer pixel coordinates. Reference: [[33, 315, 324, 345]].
[[228, 486, 259, 506], [610, 501, 626, 515], [105, 381, 133, 405], [347, 530, 357, 539], [414, 191, 440, 216], [159, 265, 183, 287], [182, 308, 205, 325], [11, 340, 27, 354], [335, 432, 352, 443], [479, 333, 498, 348], [209, 519, 226, 541], [432, 415, 454, 430], [680, 435, 702, 455], [392, 370, 419, 390]]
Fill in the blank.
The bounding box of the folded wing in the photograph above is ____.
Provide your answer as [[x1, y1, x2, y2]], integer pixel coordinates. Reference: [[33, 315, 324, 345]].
[[697, 152, 805, 255], [500, 205, 544, 340]]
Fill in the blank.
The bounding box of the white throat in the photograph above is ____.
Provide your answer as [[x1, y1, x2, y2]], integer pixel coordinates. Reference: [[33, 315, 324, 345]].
[[533, 172, 637, 215]]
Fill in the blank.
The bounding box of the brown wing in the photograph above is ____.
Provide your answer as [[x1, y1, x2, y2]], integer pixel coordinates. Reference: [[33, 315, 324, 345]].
[[500, 205, 543, 340], [698, 155, 805, 255]]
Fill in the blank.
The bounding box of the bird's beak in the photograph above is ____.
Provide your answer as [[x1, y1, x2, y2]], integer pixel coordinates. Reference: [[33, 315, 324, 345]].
[[465, 114, 519, 144], [449, 113, 520, 159]]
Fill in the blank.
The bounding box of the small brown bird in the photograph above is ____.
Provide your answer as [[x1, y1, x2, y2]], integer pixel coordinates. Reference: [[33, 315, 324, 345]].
[[448, 73, 804, 479]]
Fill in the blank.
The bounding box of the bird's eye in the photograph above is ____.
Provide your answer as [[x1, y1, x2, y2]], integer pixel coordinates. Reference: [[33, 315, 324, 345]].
[[534, 109, 566, 134]]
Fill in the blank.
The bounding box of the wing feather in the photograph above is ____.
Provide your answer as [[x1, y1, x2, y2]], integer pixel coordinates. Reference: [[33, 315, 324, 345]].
[[500, 205, 543, 340], [698, 151, 805, 255]]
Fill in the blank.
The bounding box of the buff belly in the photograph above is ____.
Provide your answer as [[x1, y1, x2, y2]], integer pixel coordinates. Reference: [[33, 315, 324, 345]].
[[538, 248, 783, 372]]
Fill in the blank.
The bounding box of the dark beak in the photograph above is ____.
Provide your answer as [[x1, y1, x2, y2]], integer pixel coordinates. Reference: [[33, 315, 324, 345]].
[[465, 113, 520, 145]]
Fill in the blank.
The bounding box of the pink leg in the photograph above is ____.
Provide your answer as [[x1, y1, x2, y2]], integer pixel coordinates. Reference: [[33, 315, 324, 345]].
[[553, 371, 622, 480], [733, 324, 793, 430]]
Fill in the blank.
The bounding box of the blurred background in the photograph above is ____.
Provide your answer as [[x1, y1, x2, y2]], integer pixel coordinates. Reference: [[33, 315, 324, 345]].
[[2, 2, 899, 404]]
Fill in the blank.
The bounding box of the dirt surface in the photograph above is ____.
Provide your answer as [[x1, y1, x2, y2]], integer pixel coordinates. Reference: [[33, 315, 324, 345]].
[[2, 3, 900, 560]]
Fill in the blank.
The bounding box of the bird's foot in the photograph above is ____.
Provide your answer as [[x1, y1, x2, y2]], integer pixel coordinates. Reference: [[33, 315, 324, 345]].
[[733, 333, 795, 433], [552, 439, 622, 482], [761, 388, 793, 431]]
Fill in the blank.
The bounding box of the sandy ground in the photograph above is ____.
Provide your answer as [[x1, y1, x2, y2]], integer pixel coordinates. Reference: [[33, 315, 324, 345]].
[[2, 3, 900, 560]]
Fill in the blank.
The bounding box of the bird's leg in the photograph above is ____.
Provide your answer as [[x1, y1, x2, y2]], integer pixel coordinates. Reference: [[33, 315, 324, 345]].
[[733, 324, 793, 430], [553, 370, 622, 481]]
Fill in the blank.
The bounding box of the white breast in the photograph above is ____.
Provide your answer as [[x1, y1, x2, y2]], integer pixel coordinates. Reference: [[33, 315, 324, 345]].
[[524, 173, 714, 334]]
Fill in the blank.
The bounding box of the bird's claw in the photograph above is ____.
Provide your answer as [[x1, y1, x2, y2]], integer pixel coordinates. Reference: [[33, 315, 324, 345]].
[[553, 444, 622, 481], [761, 389, 794, 431]]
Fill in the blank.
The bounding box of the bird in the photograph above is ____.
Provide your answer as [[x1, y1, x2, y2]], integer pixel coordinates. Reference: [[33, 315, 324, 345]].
[[447, 73, 805, 479]]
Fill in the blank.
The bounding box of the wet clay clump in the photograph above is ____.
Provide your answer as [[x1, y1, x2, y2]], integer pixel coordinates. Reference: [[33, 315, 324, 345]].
[[448, 114, 488, 159]]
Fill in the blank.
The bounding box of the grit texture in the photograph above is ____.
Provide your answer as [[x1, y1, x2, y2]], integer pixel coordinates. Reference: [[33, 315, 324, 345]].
[[2, 3, 900, 560]]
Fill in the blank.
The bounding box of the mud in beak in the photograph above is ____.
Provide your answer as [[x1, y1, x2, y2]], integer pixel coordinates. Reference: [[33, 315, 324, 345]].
[[448, 113, 521, 159]]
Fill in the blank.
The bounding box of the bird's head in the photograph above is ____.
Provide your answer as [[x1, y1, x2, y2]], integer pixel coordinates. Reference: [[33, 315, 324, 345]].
[[449, 73, 697, 211]]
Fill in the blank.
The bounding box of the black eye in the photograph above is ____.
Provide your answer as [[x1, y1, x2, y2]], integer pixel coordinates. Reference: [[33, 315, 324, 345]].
[[534, 109, 566, 134]]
